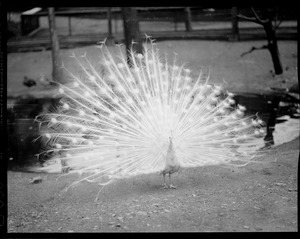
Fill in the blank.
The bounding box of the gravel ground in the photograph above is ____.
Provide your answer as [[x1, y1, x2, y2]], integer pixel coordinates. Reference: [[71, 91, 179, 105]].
[[7, 137, 298, 232]]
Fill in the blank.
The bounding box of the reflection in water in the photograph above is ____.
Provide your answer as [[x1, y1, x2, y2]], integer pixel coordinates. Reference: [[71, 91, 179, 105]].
[[7, 93, 299, 170]]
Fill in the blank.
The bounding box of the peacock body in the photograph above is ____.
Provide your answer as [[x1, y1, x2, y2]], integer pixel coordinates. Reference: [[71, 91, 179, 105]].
[[35, 36, 266, 191]]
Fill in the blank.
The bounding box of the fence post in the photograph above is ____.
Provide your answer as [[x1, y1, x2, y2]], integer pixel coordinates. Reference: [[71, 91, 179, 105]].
[[68, 16, 72, 36]]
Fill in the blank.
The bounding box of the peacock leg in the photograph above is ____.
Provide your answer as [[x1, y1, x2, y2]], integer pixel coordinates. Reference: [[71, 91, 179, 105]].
[[169, 173, 176, 189], [161, 174, 168, 189]]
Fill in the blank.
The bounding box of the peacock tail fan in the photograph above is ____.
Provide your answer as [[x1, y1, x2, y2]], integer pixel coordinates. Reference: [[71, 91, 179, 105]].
[[34, 35, 268, 193]]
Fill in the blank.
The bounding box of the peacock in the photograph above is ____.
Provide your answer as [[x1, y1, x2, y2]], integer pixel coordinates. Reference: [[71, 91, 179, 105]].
[[34, 36, 267, 196]]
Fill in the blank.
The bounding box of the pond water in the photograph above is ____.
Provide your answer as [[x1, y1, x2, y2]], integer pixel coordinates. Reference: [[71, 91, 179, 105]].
[[6, 94, 300, 169]]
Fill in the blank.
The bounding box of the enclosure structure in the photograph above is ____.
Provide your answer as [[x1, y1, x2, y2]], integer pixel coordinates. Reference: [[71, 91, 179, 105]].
[[21, 8, 42, 36]]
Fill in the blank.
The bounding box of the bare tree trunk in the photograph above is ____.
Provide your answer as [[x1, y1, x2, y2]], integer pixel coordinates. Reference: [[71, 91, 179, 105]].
[[122, 7, 143, 66], [237, 8, 283, 75], [108, 7, 112, 38], [230, 7, 240, 41], [263, 21, 283, 75], [48, 8, 64, 83], [106, 7, 114, 45], [184, 7, 193, 31]]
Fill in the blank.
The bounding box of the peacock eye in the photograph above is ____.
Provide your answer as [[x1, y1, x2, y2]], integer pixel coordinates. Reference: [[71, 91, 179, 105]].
[[117, 63, 125, 68], [89, 75, 96, 81], [136, 53, 143, 59], [73, 82, 79, 87], [79, 110, 85, 116], [104, 60, 111, 66], [71, 138, 77, 143], [62, 103, 69, 110]]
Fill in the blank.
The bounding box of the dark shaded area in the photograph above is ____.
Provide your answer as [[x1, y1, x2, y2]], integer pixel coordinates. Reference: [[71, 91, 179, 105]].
[[7, 21, 22, 39], [234, 88, 299, 147], [21, 13, 39, 36], [7, 98, 57, 170]]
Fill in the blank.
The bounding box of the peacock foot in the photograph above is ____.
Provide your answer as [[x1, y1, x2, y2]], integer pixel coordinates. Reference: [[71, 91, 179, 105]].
[[169, 184, 176, 189], [161, 183, 169, 190]]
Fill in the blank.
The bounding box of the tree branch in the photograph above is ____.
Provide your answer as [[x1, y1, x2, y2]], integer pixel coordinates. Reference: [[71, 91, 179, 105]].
[[237, 8, 269, 26], [272, 9, 282, 30], [250, 8, 268, 24], [237, 13, 263, 25], [240, 45, 269, 57], [273, 17, 282, 30]]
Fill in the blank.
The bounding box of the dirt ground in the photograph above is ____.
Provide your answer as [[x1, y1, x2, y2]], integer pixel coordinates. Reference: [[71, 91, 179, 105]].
[[7, 137, 298, 232]]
